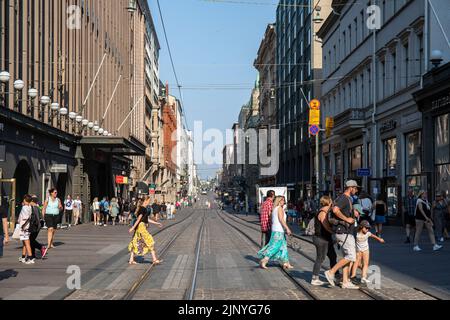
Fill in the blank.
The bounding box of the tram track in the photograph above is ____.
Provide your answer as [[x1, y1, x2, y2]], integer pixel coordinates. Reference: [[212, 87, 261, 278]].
[[216, 210, 321, 300], [124, 211, 206, 300], [222, 211, 445, 301], [218, 210, 382, 300], [62, 208, 198, 300]]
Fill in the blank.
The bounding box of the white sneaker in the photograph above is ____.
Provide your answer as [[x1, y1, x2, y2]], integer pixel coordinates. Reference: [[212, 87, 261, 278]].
[[324, 271, 336, 287], [413, 246, 422, 252], [24, 259, 35, 265], [311, 279, 326, 286], [439, 238, 444, 243], [19, 257, 26, 263], [433, 244, 443, 251], [361, 278, 370, 284], [342, 282, 360, 290]]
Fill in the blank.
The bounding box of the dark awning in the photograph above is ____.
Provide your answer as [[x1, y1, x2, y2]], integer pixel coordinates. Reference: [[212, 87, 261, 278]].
[[136, 181, 149, 195], [79, 136, 146, 156]]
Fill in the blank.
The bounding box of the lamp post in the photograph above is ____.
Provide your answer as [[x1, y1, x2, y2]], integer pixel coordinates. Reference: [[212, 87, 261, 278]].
[[50, 102, 60, 125], [88, 121, 94, 135], [13, 80, 24, 112], [69, 112, 77, 133], [82, 119, 89, 135], [0, 71, 10, 107], [59, 106, 68, 130], [27, 88, 38, 116], [40, 96, 50, 122], [76, 115, 83, 134]]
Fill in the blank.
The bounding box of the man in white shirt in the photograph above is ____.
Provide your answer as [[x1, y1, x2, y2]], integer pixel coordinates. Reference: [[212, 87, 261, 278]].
[[73, 196, 82, 226], [64, 195, 74, 226]]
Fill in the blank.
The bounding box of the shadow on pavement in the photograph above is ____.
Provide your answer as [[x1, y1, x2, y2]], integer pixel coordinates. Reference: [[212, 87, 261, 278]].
[[0, 269, 19, 282]]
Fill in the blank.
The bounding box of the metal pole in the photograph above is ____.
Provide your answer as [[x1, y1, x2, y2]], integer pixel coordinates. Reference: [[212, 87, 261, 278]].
[[316, 133, 320, 201], [371, 25, 378, 196], [116, 95, 144, 133], [101, 75, 122, 126], [81, 53, 107, 115]]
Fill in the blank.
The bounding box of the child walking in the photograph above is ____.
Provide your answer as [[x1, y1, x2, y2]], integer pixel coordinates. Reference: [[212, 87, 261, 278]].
[[350, 220, 385, 284], [18, 195, 34, 265]]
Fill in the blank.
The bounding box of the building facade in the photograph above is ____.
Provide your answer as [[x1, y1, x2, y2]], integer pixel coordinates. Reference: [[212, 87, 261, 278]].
[[0, 0, 151, 221], [275, 0, 331, 202], [318, 0, 425, 224]]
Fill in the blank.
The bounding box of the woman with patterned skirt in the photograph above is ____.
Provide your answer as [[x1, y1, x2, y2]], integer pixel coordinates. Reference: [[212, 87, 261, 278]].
[[258, 196, 294, 270], [128, 197, 163, 265]]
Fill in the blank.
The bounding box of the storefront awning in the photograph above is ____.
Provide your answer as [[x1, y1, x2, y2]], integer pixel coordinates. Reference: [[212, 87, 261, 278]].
[[136, 181, 149, 195], [79, 136, 146, 156]]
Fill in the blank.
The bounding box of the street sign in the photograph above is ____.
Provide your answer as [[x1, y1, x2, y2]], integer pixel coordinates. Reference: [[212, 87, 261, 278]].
[[115, 176, 129, 185], [309, 125, 320, 136], [50, 164, 68, 173], [309, 99, 321, 110], [309, 109, 321, 126], [357, 168, 372, 177]]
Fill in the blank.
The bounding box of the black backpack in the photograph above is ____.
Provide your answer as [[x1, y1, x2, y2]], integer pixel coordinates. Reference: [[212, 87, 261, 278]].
[[28, 206, 41, 233]]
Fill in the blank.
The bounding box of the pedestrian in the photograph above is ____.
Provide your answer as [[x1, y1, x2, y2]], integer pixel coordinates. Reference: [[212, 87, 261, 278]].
[[403, 189, 417, 244], [287, 202, 298, 225], [414, 191, 443, 252], [18, 195, 34, 264], [432, 192, 449, 243], [151, 199, 161, 221], [92, 198, 100, 226], [121, 200, 131, 225], [73, 196, 82, 226], [101, 197, 110, 226], [128, 197, 163, 265], [350, 220, 385, 284], [311, 196, 338, 286], [359, 192, 373, 223], [258, 196, 294, 270], [259, 190, 275, 248], [64, 195, 74, 226], [373, 195, 387, 237], [161, 202, 167, 220], [0, 202, 10, 258], [324, 180, 360, 290], [30, 196, 48, 260], [42, 188, 63, 250], [110, 198, 120, 226]]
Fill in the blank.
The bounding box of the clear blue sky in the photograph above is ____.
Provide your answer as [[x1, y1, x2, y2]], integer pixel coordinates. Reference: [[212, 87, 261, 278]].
[[148, 0, 276, 179]]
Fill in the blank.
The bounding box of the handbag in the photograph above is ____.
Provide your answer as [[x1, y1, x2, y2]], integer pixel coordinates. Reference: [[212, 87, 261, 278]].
[[12, 224, 21, 240]]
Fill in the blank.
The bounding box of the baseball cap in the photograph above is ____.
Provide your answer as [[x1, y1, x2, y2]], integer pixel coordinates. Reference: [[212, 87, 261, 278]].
[[360, 220, 371, 229], [346, 180, 361, 188]]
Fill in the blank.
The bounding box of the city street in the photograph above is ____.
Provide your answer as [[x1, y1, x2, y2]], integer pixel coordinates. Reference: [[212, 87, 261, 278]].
[[1, 195, 448, 301]]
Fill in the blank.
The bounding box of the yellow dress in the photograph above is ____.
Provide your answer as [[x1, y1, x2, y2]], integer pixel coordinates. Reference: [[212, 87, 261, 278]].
[[128, 222, 155, 256]]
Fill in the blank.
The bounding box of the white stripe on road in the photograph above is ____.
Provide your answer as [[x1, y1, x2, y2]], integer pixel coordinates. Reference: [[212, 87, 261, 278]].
[[97, 244, 125, 255], [162, 255, 190, 290]]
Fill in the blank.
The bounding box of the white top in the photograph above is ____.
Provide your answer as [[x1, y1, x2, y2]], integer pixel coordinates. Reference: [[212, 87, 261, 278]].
[[93, 201, 100, 211], [65, 199, 73, 210], [19, 205, 32, 230], [73, 200, 82, 210], [271, 206, 286, 233], [356, 231, 372, 252]]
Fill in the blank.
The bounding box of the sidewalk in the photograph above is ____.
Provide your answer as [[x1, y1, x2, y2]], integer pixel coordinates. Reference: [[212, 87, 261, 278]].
[[232, 211, 450, 299], [0, 209, 193, 300]]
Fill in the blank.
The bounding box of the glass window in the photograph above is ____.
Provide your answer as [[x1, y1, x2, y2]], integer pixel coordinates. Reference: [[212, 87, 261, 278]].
[[406, 131, 422, 175], [435, 114, 449, 165], [384, 138, 397, 176], [335, 153, 342, 175], [349, 145, 363, 176]]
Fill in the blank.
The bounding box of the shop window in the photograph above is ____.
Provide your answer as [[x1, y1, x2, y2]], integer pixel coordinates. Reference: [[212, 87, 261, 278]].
[[384, 138, 397, 176], [349, 145, 363, 177], [435, 114, 449, 165], [406, 131, 422, 175]]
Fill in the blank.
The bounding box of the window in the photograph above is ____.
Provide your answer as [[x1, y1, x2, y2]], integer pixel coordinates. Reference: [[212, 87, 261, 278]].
[[349, 145, 363, 176], [406, 131, 422, 175], [392, 52, 397, 93], [435, 114, 450, 165], [348, 82, 352, 108], [361, 10, 365, 40], [368, 67, 372, 103], [403, 42, 409, 87], [354, 18, 358, 46], [360, 73, 364, 107], [343, 31, 346, 55], [384, 137, 397, 176], [418, 34, 424, 74], [348, 25, 352, 52]]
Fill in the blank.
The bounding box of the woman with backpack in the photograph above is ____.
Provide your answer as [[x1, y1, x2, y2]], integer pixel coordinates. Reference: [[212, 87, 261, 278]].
[[311, 196, 337, 286], [42, 188, 63, 250]]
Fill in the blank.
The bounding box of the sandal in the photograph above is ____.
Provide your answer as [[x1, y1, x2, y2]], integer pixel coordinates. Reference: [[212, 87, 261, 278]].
[[283, 264, 294, 270], [153, 259, 163, 265], [129, 261, 138, 265]]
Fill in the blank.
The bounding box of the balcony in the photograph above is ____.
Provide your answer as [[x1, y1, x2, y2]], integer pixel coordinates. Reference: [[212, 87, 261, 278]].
[[333, 108, 366, 136]]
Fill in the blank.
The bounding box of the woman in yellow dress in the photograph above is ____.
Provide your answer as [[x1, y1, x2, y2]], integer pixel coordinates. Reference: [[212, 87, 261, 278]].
[[128, 197, 163, 265]]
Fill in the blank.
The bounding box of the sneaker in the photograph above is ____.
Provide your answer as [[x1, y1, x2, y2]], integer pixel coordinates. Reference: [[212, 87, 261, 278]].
[[40, 247, 48, 259], [24, 258, 35, 265], [324, 271, 336, 287], [413, 246, 422, 252], [342, 281, 360, 290], [311, 279, 326, 286], [350, 277, 360, 285], [104, 224, 107, 227], [433, 244, 443, 251], [439, 238, 444, 243], [19, 257, 26, 263], [361, 278, 370, 285], [404, 238, 411, 244]]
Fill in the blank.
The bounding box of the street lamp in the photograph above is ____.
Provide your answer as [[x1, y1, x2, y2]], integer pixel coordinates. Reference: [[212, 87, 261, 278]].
[[76, 115, 83, 135], [27, 88, 38, 116], [126, 0, 137, 13], [40, 96, 50, 121], [69, 112, 77, 133], [50, 102, 59, 124], [313, 8, 324, 24], [59, 106, 68, 130], [93, 121, 100, 133], [13, 79, 24, 112], [430, 50, 443, 68], [98, 128, 104, 135]]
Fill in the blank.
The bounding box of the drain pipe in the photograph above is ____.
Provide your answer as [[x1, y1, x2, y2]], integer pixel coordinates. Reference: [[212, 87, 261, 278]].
[[371, 26, 378, 194]]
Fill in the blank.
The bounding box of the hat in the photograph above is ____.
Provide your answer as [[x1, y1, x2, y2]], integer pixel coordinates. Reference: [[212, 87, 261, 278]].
[[346, 180, 361, 188], [359, 220, 371, 229]]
